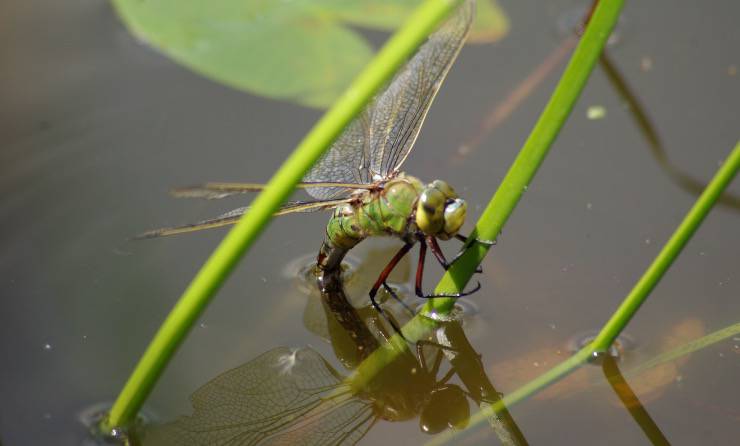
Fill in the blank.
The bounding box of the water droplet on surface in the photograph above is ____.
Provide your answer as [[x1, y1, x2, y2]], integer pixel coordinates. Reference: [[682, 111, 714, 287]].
[[43, 343, 52, 351], [567, 331, 635, 364]]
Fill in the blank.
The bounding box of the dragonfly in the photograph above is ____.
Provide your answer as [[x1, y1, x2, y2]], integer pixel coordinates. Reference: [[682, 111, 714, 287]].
[[138, 0, 485, 318]]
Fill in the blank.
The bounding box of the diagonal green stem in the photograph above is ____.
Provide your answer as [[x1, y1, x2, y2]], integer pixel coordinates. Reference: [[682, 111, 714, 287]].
[[102, 0, 462, 432], [424, 0, 625, 316], [427, 141, 740, 445], [591, 142, 740, 351], [348, 0, 626, 439]]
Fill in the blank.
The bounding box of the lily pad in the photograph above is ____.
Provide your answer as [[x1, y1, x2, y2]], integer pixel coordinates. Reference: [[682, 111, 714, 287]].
[[112, 0, 509, 108]]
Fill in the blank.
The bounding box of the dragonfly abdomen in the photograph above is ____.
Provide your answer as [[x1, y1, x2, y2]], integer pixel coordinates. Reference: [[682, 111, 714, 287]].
[[317, 176, 424, 272]]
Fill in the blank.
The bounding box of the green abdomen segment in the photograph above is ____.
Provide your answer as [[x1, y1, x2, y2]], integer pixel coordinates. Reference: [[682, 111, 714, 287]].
[[317, 176, 423, 272]]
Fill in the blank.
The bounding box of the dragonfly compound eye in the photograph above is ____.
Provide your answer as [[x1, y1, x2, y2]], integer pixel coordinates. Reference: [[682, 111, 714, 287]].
[[419, 385, 470, 434], [430, 180, 458, 199], [442, 199, 466, 238], [416, 187, 446, 235]]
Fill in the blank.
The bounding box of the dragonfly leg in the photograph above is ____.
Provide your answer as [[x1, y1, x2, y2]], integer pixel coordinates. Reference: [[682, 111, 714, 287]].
[[416, 339, 463, 375], [369, 242, 415, 336], [416, 238, 482, 299], [417, 341, 445, 376], [382, 282, 417, 318], [454, 233, 497, 246], [427, 235, 482, 274], [450, 233, 498, 273]]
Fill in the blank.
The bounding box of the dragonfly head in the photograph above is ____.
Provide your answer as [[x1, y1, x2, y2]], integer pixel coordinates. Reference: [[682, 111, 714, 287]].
[[416, 180, 467, 240], [419, 384, 470, 434]]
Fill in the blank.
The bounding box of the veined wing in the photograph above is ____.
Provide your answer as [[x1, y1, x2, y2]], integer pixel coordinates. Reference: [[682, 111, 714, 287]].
[[303, 0, 475, 201], [134, 198, 351, 239], [145, 347, 376, 446], [369, 0, 474, 177], [171, 182, 374, 200]]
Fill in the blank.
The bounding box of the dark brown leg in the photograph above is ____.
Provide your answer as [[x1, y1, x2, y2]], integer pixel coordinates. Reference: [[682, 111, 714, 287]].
[[415, 237, 482, 299], [369, 242, 414, 335], [451, 233, 492, 273]]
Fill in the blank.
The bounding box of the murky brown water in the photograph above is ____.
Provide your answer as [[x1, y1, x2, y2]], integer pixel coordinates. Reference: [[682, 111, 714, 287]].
[[1, 0, 738, 444]]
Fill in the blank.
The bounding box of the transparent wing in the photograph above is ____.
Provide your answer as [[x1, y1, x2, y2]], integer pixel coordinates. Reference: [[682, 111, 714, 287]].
[[303, 0, 475, 200], [145, 347, 376, 446], [369, 0, 474, 177], [133, 198, 352, 239], [171, 182, 375, 200], [303, 112, 374, 200]]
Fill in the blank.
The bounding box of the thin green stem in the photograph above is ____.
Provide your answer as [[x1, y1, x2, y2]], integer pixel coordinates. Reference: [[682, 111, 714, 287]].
[[424, 0, 626, 315], [102, 0, 462, 432], [427, 141, 740, 445], [350, 0, 625, 438], [591, 142, 740, 351], [628, 320, 740, 376]]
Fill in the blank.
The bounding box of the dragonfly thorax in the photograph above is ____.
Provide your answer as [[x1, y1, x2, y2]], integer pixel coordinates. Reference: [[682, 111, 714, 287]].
[[415, 179, 467, 240]]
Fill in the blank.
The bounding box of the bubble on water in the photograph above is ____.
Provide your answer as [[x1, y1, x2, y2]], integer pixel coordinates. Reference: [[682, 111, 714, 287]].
[[78, 402, 155, 445], [567, 331, 635, 364], [417, 297, 479, 324]]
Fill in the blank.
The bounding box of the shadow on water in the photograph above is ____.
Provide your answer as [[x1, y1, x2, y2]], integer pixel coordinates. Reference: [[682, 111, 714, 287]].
[[140, 261, 527, 446]]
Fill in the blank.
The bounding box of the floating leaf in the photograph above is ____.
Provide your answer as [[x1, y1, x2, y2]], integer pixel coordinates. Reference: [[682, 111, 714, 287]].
[[112, 0, 508, 108]]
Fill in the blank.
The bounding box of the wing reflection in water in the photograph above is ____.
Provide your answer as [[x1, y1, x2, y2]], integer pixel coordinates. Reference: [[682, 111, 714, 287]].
[[145, 261, 524, 445], [145, 346, 375, 445]]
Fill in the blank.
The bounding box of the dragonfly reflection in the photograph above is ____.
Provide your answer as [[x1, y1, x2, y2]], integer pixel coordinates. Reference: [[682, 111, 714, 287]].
[[144, 264, 519, 445]]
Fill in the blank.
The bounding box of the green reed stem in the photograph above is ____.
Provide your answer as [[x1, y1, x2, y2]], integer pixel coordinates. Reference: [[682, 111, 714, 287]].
[[428, 141, 740, 445], [628, 320, 740, 377], [424, 0, 625, 316], [350, 0, 625, 439], [102, 0, 462, 432], [591, 142, 740, 351]]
